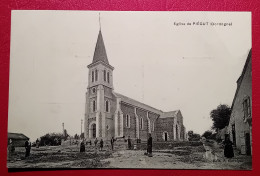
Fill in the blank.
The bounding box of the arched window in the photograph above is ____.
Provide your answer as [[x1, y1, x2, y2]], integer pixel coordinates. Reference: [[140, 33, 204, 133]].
[[152, 120, 155, 131], [92, 100, 96, 112], [243, 96, 251, 119], [95, 69, 98, 81], [107, 72, 110, 83], [104, 70, 107, 81], [126, 115, 130, 128], [105, 100, 110, 112], [140, 117, 143, 130], [91, 70, 94, 82]]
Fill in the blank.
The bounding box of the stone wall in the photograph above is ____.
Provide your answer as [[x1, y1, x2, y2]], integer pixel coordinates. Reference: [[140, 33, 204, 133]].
[[136, 108, 149, 140], [121, 103, 137, 139], [155, 117, 175, 141]]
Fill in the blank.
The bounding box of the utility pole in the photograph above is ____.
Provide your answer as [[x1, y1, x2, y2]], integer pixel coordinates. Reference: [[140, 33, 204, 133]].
[[81, 119, 83, 136], [62, 122, 64, 135]]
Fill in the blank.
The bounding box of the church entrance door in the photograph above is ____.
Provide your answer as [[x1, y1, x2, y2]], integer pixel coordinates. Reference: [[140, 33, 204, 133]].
[[164, 132, 168, 141]]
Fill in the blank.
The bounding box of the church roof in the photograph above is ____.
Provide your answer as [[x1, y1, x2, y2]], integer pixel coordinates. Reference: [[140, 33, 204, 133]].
[[114, 92, 163, 115], [160, 110, 180, 118], [92, 30, 109, 65]]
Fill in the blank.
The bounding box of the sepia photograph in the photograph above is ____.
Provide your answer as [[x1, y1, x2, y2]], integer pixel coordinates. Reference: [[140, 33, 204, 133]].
[[7, 11, 252, 170]]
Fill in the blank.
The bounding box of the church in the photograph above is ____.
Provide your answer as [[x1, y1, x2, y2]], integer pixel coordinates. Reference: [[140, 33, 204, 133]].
[[84, 29, 187, 142]]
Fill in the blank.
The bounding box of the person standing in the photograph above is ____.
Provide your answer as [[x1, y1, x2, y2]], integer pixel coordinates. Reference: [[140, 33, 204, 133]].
[[111, 137, 116, 151], [80, 139, 85, 152], [147, 133, 153, 157], [223, 134, 234, 159], [8, 139, 15, 154], [25, 139, 31, 157], [127, 136, 132, 150], [94, 138, 98, 148], [36, 138, 40, 148], [99, 139, 104, 151]]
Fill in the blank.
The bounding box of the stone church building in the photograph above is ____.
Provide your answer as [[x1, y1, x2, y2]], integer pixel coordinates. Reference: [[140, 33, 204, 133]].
[[84, 30, 186, 142]]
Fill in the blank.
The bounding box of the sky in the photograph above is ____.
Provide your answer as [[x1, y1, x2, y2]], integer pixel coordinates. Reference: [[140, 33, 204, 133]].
[[8, 11, 251, 141]]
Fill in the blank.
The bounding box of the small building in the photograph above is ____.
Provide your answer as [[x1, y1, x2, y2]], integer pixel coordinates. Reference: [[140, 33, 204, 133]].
[[227, 49, 252, 155], [155, 110, 186, 142], [8, 133, 29, 147]]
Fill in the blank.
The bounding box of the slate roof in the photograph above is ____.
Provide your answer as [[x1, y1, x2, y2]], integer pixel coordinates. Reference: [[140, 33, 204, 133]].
[[92, 30, 109, 65], [115, 92, 167, 116], [160, 110, 180, 118], [8, 133, 29, 140], [231, 49, 252, 110]]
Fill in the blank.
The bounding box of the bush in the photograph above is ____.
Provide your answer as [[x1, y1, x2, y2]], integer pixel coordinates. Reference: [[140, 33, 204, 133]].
[[39, 133, 63, 146], [202, 131, 213, 139], [209, 133, 217, 140], [188, 134, 201, 141]]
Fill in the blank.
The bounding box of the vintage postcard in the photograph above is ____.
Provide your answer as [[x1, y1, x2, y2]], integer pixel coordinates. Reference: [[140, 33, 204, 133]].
[[7, 11, 252, 170]]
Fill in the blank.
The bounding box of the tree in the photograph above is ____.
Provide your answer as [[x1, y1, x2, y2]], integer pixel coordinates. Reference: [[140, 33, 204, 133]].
[[187, 130, 201, 141], [39, 133, 63, 146], [202, 130, 213, 139], [74, 134, 79, 139], [210, 104, 231, 130], [187, 130, 193, 137], [80, 132, 84, 139]]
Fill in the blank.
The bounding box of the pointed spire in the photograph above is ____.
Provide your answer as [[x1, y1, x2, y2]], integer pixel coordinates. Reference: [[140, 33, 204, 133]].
[[92, 29, 109, 65]]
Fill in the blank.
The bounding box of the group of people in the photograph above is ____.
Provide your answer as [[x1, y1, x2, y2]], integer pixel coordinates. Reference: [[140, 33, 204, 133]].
[[8, 139, 32, 158], [80, 138, 104, 152], [79, 136, 135, 152], [79, 133, 235, 159]]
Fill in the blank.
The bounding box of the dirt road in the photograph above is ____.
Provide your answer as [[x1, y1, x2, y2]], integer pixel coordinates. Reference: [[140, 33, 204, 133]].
[[7, 141, 252, 170], [101, 149, 251, 170]]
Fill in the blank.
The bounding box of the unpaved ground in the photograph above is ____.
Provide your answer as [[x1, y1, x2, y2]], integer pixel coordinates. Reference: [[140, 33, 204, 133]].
[[7, 145, 112, 168], [102, 147, 252, 169], [7, 141, 252, 170]]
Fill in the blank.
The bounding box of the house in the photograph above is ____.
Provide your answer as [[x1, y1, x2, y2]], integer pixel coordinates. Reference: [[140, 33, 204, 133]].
[[227, 49, 252, 155], [84, 29, 186, 142], [8, 132, 29, 147]]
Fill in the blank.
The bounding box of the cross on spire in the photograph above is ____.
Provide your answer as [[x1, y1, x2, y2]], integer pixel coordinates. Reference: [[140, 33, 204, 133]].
[[99, 12, 101, 31]]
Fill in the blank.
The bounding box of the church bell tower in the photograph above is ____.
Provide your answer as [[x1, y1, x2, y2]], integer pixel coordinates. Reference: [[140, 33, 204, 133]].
[[84, 27, 114, 139]]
